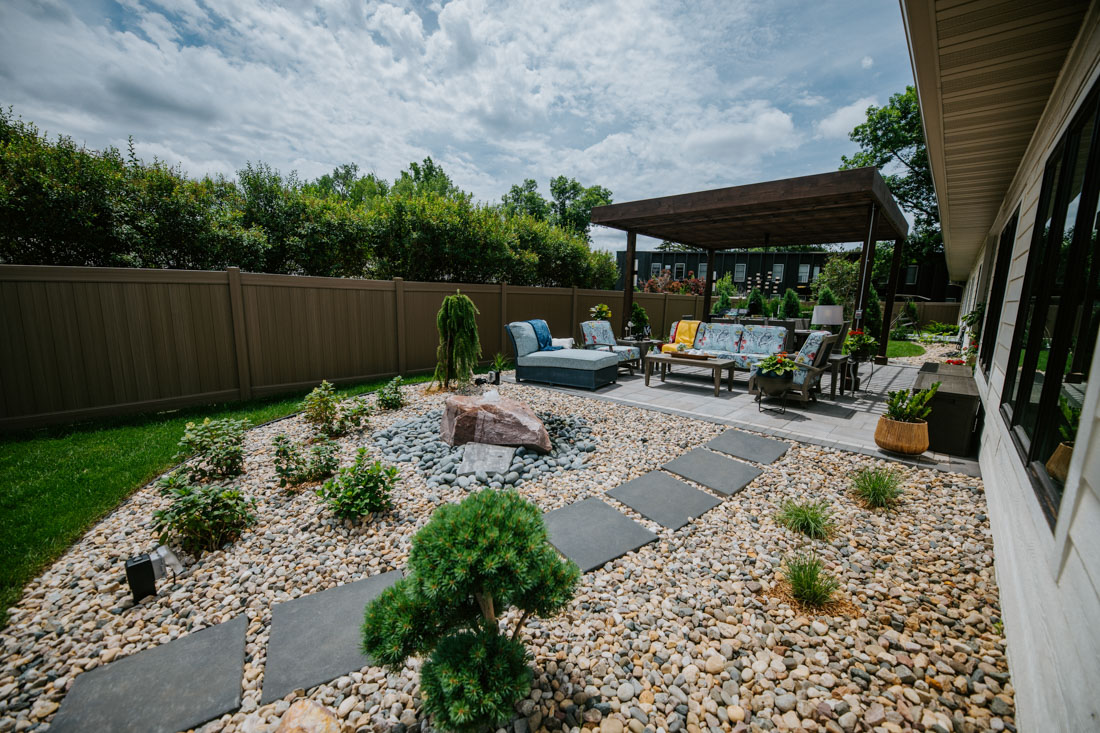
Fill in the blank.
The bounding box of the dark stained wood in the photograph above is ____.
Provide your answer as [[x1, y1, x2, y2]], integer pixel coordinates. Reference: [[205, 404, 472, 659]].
[[877, 238, 907, 363], [702, 248, 717, 321], [590, 167, 908, 248], [855, 203, 878, 330], [622, 231, 637, 335]]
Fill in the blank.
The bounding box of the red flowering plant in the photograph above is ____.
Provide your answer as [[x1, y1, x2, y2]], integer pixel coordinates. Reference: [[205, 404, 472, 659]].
[[844, 330, 879, 357], [755, 351, 798, 378], [945, 359, 965, 365]]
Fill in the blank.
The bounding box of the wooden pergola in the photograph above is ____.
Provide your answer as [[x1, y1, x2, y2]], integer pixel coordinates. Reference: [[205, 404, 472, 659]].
[[589, 167, 910, 362]]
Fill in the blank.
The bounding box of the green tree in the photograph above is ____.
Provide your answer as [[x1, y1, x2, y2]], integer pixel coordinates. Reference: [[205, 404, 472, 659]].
[[656, 240, 697, 252], [548, 175, 612, 240], [816, 285, 838, 307], [392, 156, 467, 201], [864, 285, 883, 338], [307, 163, 390, 208], [362, 489, 579, 732], [501, 178, 550, 221], [432, 292, 482, 389], [812, 257, 860, 316], [780, 288, 802, 319]]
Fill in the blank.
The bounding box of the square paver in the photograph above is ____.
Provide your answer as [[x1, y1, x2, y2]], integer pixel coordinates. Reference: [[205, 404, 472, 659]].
[[457, 442, 517, 476], [50, 614, 247, 733], [542, 498, 657, 572], [608, 471, 722, 530], [662, 448, 762, 496], [707, 429, 789, 464], [262, 570, 402, 703]]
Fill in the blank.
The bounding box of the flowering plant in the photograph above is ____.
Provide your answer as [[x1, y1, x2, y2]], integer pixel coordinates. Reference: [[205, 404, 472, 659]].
[[945, 359, 965, 365], [845, 330, 879, 356], [755, 351, 798, 377], [589, 303, 612, 321]]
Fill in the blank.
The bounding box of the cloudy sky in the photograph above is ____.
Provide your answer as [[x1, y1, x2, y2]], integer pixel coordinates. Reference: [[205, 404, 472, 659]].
[[0, 0, 913, 251]]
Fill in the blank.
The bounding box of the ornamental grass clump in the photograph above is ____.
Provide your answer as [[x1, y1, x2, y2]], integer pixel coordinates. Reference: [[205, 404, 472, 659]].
[[853, 466, 904, 508], [302, 380, 372, 437], [362, 489, 579, 732], [317, 450, 397, 519], [432, 291, 481, 390], [151, 472, 256, 556], [175, 417, 249, 480], [272, 435, 339, 488], [776, 499, 833, 539], [784, 552, 839, 608]]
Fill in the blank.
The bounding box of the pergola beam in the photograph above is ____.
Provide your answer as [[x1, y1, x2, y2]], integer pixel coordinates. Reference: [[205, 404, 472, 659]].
[[621, 231, 637, 336]]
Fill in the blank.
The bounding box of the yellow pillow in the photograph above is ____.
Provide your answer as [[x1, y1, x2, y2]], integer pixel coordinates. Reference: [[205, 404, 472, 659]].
[[660, 320, 702, 353]]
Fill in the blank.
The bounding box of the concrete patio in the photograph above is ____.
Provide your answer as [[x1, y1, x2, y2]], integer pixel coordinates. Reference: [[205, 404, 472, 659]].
[[510, 361, 981, 476]]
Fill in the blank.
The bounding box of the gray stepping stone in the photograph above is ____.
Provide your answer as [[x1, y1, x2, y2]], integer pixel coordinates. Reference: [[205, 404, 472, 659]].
[[262, 570, 402, 703], [50, 614, 246, 733], [608, 471, 722, 530], [543, 498, 657, 572], [707, 429, 789, 464], [663, 448, 762, 496], [457, 442, 517, 476]]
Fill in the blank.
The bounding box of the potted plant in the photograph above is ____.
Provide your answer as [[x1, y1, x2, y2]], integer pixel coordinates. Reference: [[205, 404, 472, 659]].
[[487, 352, 509, 386], [753, 351, 798, 398], [1046, 397, 1081, 483], [590, 303, 612, 321], [845, 330, 878, 361], [874, 382, 940, 455], [629, 302, 650, 338]]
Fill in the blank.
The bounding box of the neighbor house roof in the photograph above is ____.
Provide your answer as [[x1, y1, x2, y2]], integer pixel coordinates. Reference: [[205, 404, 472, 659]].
[[900, 0, 1090, 279], [589, 167, 908, 249]]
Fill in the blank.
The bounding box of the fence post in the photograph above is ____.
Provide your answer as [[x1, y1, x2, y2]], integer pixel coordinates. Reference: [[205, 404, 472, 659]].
[[226, 267, 253, 401], [571, 286, 578, 341], [500, 282, 508, 356], [662, 293, 669, 337], [394, 277, 407, 375]]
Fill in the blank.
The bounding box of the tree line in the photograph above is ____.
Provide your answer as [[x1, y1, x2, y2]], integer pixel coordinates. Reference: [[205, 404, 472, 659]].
[[0, 109, 616, 288]]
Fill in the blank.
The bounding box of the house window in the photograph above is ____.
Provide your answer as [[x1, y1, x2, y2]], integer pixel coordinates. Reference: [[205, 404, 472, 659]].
[[673, 263, 686, 279], [772, 263, 784, 282], [698, 262, 707, 281], [813, 266, 821, 280], [980, 211, 1018, 373], [650, 262, 662, 278], [798, 264, 810, 283], [905, 265, 919, 285], [1001, 82, 1099, 527], [734, 263, 747, 282]]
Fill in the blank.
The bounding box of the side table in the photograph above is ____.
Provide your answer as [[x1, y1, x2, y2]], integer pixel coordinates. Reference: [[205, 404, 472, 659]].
[[826, 354, 848, 398]]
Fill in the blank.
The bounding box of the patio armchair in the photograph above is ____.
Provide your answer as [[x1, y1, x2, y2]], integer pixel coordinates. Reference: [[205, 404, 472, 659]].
[[579, 320, 641, 375], [748, 330, 838, 404]]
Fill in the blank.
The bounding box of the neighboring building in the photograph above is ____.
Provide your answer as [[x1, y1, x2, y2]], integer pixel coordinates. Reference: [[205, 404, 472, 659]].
[[615, 249, 961, 301], [903, 1, 1099, 730]]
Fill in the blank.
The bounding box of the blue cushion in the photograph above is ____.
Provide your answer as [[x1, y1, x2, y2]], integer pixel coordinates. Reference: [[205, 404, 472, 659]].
[[517, 349, 619, 370], [581, 320, 616, 346]]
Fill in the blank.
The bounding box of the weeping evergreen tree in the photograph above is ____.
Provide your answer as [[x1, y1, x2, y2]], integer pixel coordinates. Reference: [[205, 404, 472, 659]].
[[433, 291, 482, 389]]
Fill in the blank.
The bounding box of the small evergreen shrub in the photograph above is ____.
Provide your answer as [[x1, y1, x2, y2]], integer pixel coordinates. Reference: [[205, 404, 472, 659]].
[[785, 552, 839, 607], [176, 418, 249, 480], [816, 286, 838, 307], [317, 450, 397, 519], [377, 376, 406, 410], [151, 472, 256, 556], [780, 288, 802, 319], [272, 435, 339, 488], [864, 285, 882, 339], [629, 302, 649, 331], [767, 296, 782, 318], [776, 499, 833, 539], [302, 381, 372, 437], [853, 466, 903, 508], [362, 489, 579, 732], [746, 287, 765, 315], [433, 291, 482, 389]]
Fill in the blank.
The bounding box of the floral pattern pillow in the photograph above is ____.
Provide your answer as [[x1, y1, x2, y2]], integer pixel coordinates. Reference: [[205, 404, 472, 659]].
[[581, 320, 616, 346], [741, 325, 786, 355], [694, 323, 742, 352], [792, 330, 828, 385]]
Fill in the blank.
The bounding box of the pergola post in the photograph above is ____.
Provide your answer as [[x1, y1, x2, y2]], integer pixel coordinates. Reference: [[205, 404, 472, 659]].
[[854, 202, 878, 330], [876, 237, 905, 364], [702, 248, 717, 321], [622, 230, 637, 336]]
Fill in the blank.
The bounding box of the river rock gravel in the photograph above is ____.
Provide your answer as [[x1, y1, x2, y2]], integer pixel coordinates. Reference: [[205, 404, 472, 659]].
[[0, 379, 1012, 733]]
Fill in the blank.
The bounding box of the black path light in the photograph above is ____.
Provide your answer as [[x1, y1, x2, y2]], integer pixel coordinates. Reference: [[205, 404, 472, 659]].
[[125, 545, 182, 603]]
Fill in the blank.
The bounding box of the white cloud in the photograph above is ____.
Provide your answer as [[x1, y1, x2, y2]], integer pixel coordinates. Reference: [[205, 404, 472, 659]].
[[861, 55, 874, 69], [814, 96, 876, 140]]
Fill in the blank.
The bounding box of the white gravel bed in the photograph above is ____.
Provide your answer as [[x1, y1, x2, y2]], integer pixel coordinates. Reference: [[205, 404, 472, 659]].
[[890, 341, 964, 367], [0, 380, 1012, 733]]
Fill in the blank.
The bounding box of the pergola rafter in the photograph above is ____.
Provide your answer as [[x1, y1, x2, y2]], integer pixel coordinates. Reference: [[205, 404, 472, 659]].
[[589, 167, 910, 362]]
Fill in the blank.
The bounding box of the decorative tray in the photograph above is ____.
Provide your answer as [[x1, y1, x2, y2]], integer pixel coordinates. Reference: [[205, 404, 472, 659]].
[[670, 351, 712, 360]]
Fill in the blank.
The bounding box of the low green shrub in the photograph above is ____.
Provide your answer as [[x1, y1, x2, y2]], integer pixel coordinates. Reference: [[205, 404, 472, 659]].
[[853, 466, 903, 508], [151, 472, 256, 556], [272, 435, 339, 488], [491, 352, 511, 373], [302, 380, 372, 437], [175, 418, 249, 480], [362, 489, 579, 732], [923, 321, 959, 336], [377, 376, 406, 410], [785, 552, 839, 607], [891, 325, 912, 340], [776, 499, 833, 539], [317, 450, 397, 519]]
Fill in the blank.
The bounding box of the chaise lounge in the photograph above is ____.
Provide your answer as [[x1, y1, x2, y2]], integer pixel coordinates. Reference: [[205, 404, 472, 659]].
[[506, 321, 619, 390]]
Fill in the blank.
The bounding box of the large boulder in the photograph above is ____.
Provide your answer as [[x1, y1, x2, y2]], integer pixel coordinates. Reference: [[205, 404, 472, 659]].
[[441, 391, 551, 453], [274, 700, 346, 733]]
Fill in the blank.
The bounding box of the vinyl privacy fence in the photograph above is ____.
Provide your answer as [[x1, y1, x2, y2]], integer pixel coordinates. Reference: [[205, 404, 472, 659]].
[[0, 265, 710, 429]]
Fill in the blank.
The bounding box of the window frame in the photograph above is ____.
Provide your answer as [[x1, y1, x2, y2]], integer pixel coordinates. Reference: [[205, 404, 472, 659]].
[[904, 264, 919, 285], [798, 263, 810, 283], [979, 210, 1018, 374], [772, 263, 784, 283], [733, 263, 747, 282]]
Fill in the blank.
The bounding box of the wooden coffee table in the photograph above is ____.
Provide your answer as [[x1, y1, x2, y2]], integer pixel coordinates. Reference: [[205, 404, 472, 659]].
[[644, 352, 735, 397]]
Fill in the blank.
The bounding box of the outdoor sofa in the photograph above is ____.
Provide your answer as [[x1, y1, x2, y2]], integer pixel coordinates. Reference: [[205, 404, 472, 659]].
[[660, 320, 788, 374], [506, 321, 619, 390], [579, 320, 642, 375]]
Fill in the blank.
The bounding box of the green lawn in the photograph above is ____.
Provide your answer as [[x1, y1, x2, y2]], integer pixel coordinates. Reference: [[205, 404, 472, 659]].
[[886, 340, 926, 358], [0, 374, 433, 628]]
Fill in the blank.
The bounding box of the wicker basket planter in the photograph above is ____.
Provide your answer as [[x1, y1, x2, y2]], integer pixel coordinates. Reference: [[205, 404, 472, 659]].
[[874, 416, 929, 455]]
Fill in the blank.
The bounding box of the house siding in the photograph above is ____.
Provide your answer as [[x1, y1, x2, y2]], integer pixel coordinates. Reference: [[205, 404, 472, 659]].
[[966, 11, 1100, 730]]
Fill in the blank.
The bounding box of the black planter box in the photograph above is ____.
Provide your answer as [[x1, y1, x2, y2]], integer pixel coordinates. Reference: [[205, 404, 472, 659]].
[[914, 363, 981, 456]]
